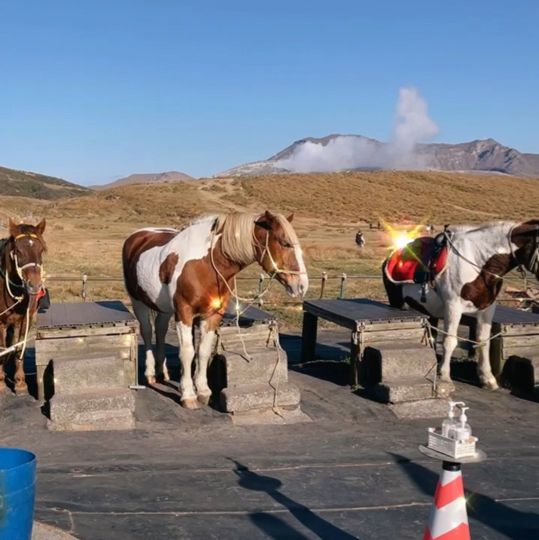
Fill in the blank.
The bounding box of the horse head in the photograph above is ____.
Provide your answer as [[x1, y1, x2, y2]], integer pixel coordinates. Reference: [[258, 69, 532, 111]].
[[510, 220, 539, 280], [254, 211, 308, 298], [7, 218, 47, 295]]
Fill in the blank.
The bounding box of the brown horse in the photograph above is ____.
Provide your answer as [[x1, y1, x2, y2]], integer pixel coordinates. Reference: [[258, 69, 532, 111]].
[[0, 219, 47, 394], [122, 211, 308, 408]]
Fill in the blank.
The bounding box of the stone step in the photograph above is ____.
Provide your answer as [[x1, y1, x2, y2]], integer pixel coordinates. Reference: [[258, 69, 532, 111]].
[[53, 354, 126, 395], [48, 388, 135, 431], [361, 342, 436, 385], [218, 324, 278, 352], [211, 347, 288, 391], [220, 382, 300, 413], [373, 378, 436, 404]]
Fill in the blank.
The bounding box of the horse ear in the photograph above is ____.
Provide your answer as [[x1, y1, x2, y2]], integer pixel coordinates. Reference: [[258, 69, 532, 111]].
[[286, 213, 294, 223], [36, 219, 46, 235], [264, 210, 276, 224], [8, 218, 18, 237], [255, 218, 271, 231]]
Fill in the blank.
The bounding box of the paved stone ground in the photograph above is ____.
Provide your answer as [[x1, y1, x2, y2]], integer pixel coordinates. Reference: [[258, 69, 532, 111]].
[[1, 329, 538, 540]]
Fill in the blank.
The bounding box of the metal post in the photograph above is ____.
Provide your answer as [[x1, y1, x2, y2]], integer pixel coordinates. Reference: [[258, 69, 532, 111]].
[[81, 274, 88, 302], [319, 272, 327, 299], [339, 273, 347, 299]]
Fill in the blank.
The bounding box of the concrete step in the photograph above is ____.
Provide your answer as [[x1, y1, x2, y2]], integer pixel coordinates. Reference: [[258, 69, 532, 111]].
[[373, 378, 435, 404], [53, 354, 126, 395], [48, 388, 135, 431], [211, 347, 288, 391], [361, 342, 436, 386], [220, 381, 300, 413]]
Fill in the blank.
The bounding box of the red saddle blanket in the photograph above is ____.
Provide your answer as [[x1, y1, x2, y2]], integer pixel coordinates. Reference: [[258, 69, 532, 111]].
[[385, 237, 449, 284]]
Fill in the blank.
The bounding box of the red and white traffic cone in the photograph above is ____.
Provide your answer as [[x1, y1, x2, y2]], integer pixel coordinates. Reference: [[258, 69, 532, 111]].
[[423, 462, 470, 540]]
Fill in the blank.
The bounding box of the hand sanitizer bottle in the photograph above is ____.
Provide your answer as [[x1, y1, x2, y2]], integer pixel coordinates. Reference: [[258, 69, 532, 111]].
[[454, 406, 471, 442], [442, 401, 465, 438], [441, 401, 457, 437]]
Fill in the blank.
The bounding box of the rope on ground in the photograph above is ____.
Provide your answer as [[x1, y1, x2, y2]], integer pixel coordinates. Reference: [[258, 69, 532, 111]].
[[422, 319, 503, 350]]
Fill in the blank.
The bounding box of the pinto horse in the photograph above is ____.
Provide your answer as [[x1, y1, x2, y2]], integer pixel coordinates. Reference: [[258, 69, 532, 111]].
[[122, 211, 308, 408], [383, 220, 539, 390], [0, 219, 47, 394]]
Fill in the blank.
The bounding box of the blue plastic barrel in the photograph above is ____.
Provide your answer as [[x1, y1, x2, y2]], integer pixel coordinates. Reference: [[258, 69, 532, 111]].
[[0, 448, 36, 540]]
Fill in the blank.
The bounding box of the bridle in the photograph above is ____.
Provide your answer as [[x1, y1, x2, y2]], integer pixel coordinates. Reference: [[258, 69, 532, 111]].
[[254, 226, 306, 278], [2, 232, 45, 301]]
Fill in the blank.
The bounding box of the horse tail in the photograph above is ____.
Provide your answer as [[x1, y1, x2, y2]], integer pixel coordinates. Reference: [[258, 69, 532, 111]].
[[382, 259, 405, 309], [121, 235, 138, 300]]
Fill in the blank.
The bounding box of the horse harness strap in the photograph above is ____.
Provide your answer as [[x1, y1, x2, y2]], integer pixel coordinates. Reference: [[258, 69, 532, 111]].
[[529, 229, 539, 275]]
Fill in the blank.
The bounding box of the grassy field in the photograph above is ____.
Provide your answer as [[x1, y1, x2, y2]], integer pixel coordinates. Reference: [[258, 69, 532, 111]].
[[1, 170, 538, 327]]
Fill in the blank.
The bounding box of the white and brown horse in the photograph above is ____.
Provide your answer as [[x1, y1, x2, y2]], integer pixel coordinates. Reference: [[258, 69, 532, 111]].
[[122, 211, 308, 408], [383, 220, 539, 389], [0, 219, 47, 394]]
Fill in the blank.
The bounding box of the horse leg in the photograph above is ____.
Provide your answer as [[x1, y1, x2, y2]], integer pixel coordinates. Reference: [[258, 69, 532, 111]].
[[439, 303, 462, 385], [177, 320, 198, 409], [132, 299, 156, 385], [155, 312, 172, 382], [476, 306, 498, 390], [195, 318, 218, 405], [14, 319, 28, 395], [0, 362, 5, 392], [0, 327, 6, 392], [14, 356, 28, 395]]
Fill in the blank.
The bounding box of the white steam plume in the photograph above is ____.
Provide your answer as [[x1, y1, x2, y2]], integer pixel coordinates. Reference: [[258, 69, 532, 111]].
[[274, 87, 438, 172]]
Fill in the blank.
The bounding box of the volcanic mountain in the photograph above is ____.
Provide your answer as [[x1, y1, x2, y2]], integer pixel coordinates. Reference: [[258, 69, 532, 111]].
[[218, 136, 539, 177]]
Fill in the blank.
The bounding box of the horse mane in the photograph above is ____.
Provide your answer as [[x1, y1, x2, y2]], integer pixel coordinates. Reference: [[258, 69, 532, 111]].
[[451, 221, 516, 236], [213, 213, 257, 265], [1, 223, 48, 253], [213, 212, 298, 265]]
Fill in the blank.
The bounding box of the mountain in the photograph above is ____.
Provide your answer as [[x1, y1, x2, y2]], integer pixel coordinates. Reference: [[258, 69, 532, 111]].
[[93, 171, 194, 189], [0, 166, 90, 199], [218, 135, 539, 177]]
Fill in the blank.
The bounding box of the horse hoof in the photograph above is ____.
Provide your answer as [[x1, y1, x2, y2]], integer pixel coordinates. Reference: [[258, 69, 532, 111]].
[[482, 379, 499, 391], [197, 394, 211, 406], [436, 380, 455, 396], [180, 398, 200, 410], [146, 375, 156, 385], [15, 384, 28, 396]]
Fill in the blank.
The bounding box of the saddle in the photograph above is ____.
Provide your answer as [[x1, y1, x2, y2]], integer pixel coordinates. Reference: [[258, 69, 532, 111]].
[[385, 233, 449, 285]]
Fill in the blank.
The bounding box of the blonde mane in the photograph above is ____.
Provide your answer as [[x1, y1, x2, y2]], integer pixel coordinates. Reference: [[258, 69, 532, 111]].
[[214, 212, 298, 265]]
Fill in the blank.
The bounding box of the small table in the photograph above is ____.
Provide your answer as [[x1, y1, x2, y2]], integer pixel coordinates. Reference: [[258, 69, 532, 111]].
[[35, 301, 139, 400], [301, 298, 426, 362]]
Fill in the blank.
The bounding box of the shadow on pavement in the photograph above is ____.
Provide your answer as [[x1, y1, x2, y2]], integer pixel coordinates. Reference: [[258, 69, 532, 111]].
[[388, 452, 539, 540], [230, 459, 360, 540]]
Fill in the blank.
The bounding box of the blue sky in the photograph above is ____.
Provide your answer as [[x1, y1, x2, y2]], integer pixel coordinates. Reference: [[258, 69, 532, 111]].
[[1, 1, 538, 185]]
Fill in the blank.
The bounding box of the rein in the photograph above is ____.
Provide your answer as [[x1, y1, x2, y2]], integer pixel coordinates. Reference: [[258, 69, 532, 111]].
[[444, 228, 521, 282]]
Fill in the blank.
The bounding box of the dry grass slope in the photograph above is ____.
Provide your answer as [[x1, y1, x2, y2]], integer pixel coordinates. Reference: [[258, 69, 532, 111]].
[[0, 166, 91, 200], [0, 170, 537, 325]]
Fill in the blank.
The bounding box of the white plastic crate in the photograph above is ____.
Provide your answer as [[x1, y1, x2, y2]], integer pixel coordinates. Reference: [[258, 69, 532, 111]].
[[427, 428, 478, 459]]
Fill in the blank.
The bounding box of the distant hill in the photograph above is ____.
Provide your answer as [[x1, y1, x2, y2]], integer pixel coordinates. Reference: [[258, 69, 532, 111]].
[[0, 166, 90, 200], [93, 171, 194, 189], [218, 135, 539, 177]]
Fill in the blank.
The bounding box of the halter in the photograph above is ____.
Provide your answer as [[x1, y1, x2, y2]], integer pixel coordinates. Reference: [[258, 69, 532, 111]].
[[508, 224, 539, 277], [2, 232, 45, 301], [254, 227, 306, 277]]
